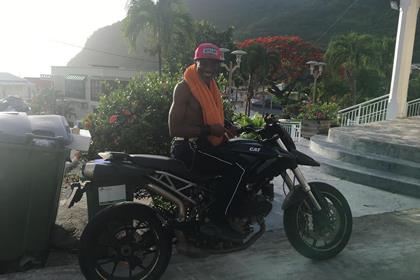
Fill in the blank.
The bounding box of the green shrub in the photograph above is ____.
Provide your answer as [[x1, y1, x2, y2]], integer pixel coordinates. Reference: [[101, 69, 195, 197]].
[[85, 72, 178, 157], [297, 102, 339, 121]]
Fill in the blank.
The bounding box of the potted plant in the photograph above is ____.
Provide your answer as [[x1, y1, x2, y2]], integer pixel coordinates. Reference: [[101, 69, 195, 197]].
[[297, 102, 339, 138]]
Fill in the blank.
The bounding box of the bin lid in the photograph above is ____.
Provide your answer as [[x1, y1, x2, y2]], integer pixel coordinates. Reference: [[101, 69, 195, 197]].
[[0, 112, 32, 144], [0, 113, 73, 145], [28, 115, 73, 145]]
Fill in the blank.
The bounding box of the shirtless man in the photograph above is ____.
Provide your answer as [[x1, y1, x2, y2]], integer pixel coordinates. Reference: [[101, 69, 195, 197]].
[[168, 43, 226, 167], [168, 43, 244, 241]]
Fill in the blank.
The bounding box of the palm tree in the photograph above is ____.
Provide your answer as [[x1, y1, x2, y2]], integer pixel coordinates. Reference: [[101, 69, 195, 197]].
[[374, 37, 395, 93], [325, 33, 376, 105], [240, 44, 279, 116], [123, 0, 194, 75]]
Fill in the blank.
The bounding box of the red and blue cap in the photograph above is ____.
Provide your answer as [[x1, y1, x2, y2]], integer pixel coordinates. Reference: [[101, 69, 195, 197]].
[[194, 43, 223, 61]]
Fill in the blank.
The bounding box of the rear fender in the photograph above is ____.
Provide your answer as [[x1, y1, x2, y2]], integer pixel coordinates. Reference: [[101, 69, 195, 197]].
[[98, 201, 168, 226]]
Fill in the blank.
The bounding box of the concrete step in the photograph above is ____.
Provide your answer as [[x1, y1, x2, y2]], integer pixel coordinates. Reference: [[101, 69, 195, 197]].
[[311, 135, 420, 180], [316, 155, 420, 198], [328, 127, 420, 164]]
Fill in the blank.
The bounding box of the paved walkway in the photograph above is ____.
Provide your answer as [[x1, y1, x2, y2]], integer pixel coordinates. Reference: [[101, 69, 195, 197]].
[[266, 138, 420, 230], [3, 209, 420, 280]]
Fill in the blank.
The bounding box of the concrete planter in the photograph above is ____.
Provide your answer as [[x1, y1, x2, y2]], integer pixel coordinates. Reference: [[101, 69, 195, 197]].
[[301, 119, 331, 138]]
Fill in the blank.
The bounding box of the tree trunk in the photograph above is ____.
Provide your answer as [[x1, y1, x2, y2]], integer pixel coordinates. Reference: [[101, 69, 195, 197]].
[[351, 79, 357, 105], [158, 47, 162, 77], [346, 69, 357, 105]]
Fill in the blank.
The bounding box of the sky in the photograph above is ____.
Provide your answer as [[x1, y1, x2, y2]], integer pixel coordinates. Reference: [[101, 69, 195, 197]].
[[0, 0, 128, 78]]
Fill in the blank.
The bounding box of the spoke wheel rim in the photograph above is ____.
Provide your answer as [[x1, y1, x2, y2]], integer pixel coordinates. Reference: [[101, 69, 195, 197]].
[[94, 219, 161, 280], [296, 191, 348, 251]]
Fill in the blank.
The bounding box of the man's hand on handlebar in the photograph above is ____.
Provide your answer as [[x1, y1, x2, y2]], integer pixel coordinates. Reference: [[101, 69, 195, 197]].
[[225, 125, 238, 138], [222, 119, 239, 139]]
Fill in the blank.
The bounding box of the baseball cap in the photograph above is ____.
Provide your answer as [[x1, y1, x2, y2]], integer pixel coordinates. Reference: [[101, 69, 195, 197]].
[[194, 43, 223, 61]]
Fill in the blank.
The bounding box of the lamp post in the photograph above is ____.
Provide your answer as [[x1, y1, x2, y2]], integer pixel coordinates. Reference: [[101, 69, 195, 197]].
[[390, 0, 400, 10], [306, 61, 326, 103], [220, 48, 247, 100]]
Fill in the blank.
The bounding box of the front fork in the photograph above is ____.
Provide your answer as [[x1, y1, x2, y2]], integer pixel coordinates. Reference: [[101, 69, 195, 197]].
[[281, 168, 322, 211], [276, 138, 322, 211]]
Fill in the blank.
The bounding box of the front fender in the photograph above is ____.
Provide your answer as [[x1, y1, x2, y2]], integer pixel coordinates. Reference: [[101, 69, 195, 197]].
[[281, 186, 306, 210]]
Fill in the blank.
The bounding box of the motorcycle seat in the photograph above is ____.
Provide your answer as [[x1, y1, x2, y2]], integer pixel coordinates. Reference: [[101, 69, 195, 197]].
[[129, 154, 195, 180]]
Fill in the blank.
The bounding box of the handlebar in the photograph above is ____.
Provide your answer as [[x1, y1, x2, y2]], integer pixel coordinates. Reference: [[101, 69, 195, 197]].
[[237, 120, 295, 150], [237, 125, 266, 135], [236, 114, 278, 135], [237, 125, 257, 134]]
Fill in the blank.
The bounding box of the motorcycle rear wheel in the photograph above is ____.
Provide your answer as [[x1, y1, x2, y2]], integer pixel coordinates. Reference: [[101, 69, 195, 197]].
[[284, 182, 352, 260], [79, 202, 172, 280]]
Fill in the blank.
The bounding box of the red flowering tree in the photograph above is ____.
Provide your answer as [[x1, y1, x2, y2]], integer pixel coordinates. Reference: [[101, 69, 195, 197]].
[[236, 36, 323, 115], [237, 36, 323, 83]]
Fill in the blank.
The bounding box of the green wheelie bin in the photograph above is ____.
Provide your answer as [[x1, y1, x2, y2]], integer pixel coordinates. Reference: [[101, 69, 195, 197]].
[[0, 112, 72, 272]]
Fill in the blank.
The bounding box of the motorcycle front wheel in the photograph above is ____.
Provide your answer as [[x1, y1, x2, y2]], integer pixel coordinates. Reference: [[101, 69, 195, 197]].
[[78, 202, 172, 280], [283, 182, 352, 260]]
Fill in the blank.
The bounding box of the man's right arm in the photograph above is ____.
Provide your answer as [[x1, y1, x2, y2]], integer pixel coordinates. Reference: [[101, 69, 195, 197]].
[[168, 82, 202, 138]]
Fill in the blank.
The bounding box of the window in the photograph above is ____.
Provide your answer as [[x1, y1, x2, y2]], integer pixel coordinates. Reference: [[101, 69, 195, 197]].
[[90, 80, 103, 102], [90, 79, 129, 101], [65, 75, 86, 99]]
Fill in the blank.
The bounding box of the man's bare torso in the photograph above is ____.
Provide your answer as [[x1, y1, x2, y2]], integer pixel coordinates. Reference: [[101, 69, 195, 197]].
[[168, 80, 204, 138], [179, 81, 203, 126]]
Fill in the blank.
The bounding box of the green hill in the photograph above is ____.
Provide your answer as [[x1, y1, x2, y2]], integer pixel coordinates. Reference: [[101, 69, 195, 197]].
[[184, 0, 399, 47], [69, 0, 420, 71]]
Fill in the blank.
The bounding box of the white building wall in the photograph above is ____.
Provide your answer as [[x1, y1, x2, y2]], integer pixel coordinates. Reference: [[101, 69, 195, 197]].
[[0, 84, 34, 100], [51, 66, 140, 121]]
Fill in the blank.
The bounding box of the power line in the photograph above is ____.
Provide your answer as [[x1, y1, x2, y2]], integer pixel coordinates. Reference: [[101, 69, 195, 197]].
[[315, 0, 360, 43], [53, 40, 158, 64]]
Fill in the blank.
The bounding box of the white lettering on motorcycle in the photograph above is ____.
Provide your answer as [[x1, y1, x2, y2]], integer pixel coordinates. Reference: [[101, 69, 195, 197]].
[[249, 147, 261, 152]]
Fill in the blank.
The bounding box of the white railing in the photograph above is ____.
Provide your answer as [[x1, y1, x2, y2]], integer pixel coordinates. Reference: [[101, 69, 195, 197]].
[[279, 120, 301, 141], [407, 98, 420, 117], [338, 94, 389, 126]]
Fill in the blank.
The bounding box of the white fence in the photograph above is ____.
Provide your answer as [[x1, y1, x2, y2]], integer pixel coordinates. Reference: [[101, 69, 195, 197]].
[[407, 98, 420, 117], [338, 94, 389, 126], [279, 120, 301, 140], [338, 95, 420, 126]]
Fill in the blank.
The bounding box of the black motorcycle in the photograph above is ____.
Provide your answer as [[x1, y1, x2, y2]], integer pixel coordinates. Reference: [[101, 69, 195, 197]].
[[76, 115, 352, 280]]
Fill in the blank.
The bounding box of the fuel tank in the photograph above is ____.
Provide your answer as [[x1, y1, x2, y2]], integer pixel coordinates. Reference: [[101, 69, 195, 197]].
[[224, 138, 278, 159]]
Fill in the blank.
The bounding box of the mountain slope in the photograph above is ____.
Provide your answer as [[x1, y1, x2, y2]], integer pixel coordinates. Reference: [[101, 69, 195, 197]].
[[68, 0, 420, 71], [67, 21, 158, 71]]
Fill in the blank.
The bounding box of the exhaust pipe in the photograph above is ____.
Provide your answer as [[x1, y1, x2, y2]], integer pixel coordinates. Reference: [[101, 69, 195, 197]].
[[145, 183, 187, 221], [145, 183, 210, 257]]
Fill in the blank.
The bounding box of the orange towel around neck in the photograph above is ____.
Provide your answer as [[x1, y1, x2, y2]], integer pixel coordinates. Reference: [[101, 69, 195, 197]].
[[184, 64, 224, 146]]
